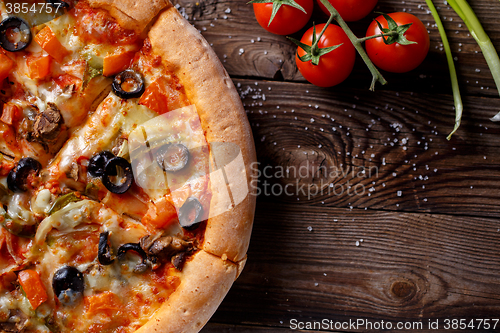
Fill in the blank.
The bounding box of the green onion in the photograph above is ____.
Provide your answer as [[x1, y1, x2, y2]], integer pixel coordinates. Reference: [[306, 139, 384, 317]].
[[425, 0, 463, 140], [446, 0, 500, 121]]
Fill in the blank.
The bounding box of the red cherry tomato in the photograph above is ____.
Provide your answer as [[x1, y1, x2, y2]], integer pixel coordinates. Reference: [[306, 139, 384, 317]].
[[253, 0, 314, 35], [317, 0, 378, 22], [365, 12, 430, 73], [296, 23, 356, 87]]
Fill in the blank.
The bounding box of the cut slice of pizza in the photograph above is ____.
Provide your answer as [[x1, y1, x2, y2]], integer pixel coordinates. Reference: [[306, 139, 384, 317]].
[[0, 0, 256, 332]]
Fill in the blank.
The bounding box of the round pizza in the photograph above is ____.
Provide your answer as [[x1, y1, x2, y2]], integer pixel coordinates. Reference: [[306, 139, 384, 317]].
[[0, 0, 257, 332]]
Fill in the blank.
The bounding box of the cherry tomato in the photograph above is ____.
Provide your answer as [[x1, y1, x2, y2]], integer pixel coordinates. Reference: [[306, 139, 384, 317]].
[[317, 0, 378, 22], [253, 0, 313, 35], [365, 12, 430, 73], [296, 23, 355, 87]]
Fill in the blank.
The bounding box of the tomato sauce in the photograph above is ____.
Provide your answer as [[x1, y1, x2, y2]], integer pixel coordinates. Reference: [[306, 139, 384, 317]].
[[71, 1, 140, 46]]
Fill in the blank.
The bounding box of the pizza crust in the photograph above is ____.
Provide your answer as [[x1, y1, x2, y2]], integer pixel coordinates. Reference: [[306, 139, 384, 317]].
[[148, 4, 258, 263], [77, 1, 256, 332], [136, 250, 237, 333], [86, 0, 169, 33]]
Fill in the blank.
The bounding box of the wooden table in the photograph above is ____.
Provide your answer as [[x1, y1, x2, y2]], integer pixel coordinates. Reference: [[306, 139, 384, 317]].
[[174, 0, 500, 331]]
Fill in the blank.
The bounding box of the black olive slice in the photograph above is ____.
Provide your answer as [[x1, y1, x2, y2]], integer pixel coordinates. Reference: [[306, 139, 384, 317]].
[[7, 157, 42, 192], [98, 231, 114, 265], [0, 17, 32, 52], [102, 157, 133, 194], [52, 266, 84, 305], [88, 151, 114, 177], [117, 243, 147, 259], [117, 242, 150, 273], [179, 197, 203, 230], [112, 69, 144, 99], [45, 0, 70, 8], [156, 143, 190, 172]]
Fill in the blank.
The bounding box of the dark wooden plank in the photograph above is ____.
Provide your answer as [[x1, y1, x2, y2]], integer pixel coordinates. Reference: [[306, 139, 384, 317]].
[[205, 203, 500, 331], [172, 0, 500, 97], [202, 323, 322, 332], [233, 78, 500, 218]]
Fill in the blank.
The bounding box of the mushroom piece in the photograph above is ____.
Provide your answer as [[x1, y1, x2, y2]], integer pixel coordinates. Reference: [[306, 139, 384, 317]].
[[140, 234, 193, 271], [0, 310, 29, 332], [33, 103, 63, 143], [140, 235, 191, 261], [171, 251, 189, 271]]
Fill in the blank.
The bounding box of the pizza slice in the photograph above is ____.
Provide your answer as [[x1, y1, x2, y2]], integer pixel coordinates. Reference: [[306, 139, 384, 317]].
[[0, 0, 256, 332]]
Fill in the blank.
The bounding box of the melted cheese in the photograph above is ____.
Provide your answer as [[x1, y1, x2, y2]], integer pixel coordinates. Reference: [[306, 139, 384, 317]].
[[0, 5, 207, 332], [32, 189, 52, 215], [129, 105, 210, 201], [33, 199, 174, 332]]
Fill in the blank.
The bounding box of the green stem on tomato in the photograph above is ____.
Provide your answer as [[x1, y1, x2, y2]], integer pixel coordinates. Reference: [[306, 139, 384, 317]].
[[310, 14, 336, 55], [425, 0, 463, 140], [317, 0, 387, 90], [447, 0, 500, 121], [357, 31, 399, 43]]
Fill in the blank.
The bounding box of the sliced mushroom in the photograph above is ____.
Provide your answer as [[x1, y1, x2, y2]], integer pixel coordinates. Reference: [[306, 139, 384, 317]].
[[67, 162, 79, 181], [171, 251, 189, 271], [151, 236, 190, 258], [139, 234, 193, 271], [33, 103, 63, 143], [139, 233, 161, 251], [140, 235, 191, 260], [0, 310, 29, 332], [0, 322, 18, 333]]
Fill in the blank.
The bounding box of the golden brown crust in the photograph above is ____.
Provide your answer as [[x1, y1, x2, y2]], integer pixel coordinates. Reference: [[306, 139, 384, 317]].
[[77, 2, 256, 332], [148, 5, 257, 263], [86, 0, 170, 33], [136, 250, 237, 333], [235, 256, 247, 279]]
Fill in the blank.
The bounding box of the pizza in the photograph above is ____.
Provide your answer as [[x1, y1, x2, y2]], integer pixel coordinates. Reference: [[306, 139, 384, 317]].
[[0, 0, 257, 332]]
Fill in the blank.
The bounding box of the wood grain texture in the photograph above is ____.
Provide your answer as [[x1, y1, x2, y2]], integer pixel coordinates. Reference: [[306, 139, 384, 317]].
[[165, 0, 500, 330], [203, 203, 500, 331], [172, 0, 500, 97], [233, 78, 500, 218], [203, 323, 317, 332]]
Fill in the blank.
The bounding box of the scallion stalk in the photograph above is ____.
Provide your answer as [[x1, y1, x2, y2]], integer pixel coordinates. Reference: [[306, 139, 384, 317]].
[[425, 0, 463, 139], [447, 0, 500, 121]]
